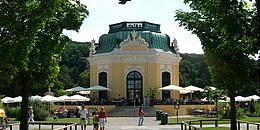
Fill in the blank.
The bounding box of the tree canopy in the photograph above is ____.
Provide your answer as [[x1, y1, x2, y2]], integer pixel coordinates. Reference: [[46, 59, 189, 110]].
[[179, 53, 212, 88], [0, 0, 88, 129], [175, 0, 259, 129]]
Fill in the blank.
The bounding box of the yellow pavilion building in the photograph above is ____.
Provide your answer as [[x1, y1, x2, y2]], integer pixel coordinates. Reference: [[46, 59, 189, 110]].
[[88, 21, 182, 105]]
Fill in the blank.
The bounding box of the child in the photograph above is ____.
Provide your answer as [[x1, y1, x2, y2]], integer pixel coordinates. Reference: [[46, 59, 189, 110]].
[[92, 111, 99, 130]]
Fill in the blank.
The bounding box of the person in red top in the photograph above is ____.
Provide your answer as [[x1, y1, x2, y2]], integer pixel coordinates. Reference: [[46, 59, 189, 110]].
[[98, 107, 106, 130], [138, 105, 144, 126]]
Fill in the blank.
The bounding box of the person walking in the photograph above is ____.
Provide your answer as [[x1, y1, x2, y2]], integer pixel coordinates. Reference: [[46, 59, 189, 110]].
[[79, 104, 89, 130], [92, 111, 99, 130], [28, 106, 34, 123], [98, 107, 106, 130], [138, 106, 144, 126]]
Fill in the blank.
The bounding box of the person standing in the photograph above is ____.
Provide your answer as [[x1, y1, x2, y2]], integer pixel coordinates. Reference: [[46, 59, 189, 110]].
[[79, 104, 89, 130], [92, 111, 99, 130], [28, 106, 34, 123], [98, 107, 106, 130], [138, 106, 144, 126]]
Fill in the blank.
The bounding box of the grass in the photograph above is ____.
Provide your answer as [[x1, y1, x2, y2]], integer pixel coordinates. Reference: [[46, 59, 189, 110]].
[[240, 116, 260, 122], [37, 117, 94, 125], [201, 127, 229, 130], [168, 117, 230, 125], [168, 116, 260, 124]]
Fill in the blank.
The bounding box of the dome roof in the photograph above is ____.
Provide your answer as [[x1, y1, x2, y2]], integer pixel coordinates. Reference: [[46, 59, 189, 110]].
[[95, 22, 176, 54]]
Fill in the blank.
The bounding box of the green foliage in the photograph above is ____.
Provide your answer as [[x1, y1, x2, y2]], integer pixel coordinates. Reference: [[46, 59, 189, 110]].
[[147, 88, 159, 99], [58, 41, 90, 89], [5, 107, 21, 120], [179, 54, 212, 88], [176, 0, 259, 129], [220, 104, 246, 119], [255, 102, 260, 116], [203, 87, 226, 104], [29, 100, 49, 121], [0, 0, 88, 128], [249, 99, 256, 115]]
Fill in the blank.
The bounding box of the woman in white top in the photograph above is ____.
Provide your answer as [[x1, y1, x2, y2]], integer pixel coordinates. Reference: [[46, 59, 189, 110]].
[[79, 104, 89, 130]]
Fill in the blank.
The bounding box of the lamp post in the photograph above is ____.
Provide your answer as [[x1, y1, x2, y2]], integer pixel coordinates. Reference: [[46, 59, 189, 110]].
[[174, 102, 180, 122]]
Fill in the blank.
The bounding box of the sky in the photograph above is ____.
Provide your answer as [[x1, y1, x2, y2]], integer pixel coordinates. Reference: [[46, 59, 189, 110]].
[[63, 0, 204, 54]]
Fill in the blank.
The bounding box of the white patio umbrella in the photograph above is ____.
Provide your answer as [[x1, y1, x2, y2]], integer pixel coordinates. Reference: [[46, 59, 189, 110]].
[[184, 85, 204, 100], [245, 95, 260, 101], [13, 96, 22, 103], [64, 95, 90, 102], [159, 85, 184, 91], [58, 95, 70, 101], [65, 86, 88, 92], [179, 89, 193, 94], [41, 95, 60, 102], [86, 85, 111, 91], [203, 86, 217, 92], [159, 85, 184, 100], [30, 95, 43, 101], [235, 96, 247, 102], [79, 91, 91, 95], [184, 85, 204, 92], [1, 97, 15, 103]]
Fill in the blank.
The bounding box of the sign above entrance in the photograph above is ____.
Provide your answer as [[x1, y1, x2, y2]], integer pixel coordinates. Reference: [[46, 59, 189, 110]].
[[109, 21, 161, 33]]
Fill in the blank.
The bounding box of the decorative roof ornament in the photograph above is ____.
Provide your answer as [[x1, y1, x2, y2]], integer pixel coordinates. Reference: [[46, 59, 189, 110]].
[[89, 38, 96, 55], [172, 38, 179, 53], [119, 30, 149, 49]]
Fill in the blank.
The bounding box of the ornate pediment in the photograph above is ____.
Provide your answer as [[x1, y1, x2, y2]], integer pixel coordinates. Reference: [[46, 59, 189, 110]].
[[119, 30, 149, 50]]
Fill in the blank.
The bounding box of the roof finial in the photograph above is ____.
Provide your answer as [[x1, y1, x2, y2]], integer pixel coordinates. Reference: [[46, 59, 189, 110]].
[[173, 38, 179, 53], [89, 38, 96, 55]]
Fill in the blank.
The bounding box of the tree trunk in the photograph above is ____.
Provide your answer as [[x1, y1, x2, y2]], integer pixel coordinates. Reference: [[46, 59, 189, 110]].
[[229, 89, 237, 130], [20, 74, 30, 130]]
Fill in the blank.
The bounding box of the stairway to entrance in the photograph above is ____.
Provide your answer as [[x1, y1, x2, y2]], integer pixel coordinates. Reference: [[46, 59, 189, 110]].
[[107, 106, 156, 117]]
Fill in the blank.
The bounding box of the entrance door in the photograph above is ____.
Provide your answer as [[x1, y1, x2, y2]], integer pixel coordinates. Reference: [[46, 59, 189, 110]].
[[126, 71, 143, 106]]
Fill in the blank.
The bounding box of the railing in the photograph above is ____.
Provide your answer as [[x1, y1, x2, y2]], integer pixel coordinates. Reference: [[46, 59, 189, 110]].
[[29, 122, 78, 130], [181, 121, 201, 130], [53, 123, 77, 130], [1, 122, 78, 130], [0, 123, 20, 130], [238, 121, 260, 130], [180, 119, 230, 130]]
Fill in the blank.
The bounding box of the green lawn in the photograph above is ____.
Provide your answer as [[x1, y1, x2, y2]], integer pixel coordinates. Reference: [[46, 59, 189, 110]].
[[201, 127, 229, 130], [168, 116, 260, 124], [168, 117, 230, 124], [240, 117, 260, 122]]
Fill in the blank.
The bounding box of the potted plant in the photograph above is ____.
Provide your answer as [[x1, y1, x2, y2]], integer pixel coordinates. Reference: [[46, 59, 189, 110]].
[[147, 88, 159, 106]]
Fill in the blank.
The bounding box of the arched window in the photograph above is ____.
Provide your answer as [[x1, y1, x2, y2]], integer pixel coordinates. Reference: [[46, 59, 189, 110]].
[[126, 71, 143, 106], [162, 72, 171, 100], [98, 72, 107, 100]]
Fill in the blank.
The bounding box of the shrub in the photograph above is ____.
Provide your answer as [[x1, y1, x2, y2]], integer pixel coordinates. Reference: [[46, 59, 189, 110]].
[[249, 99, 256, 115], [220, 103, 246, 119], [4, 106, 21, 120], [29, 100, 49, 121], [255, 102, 260, 116]]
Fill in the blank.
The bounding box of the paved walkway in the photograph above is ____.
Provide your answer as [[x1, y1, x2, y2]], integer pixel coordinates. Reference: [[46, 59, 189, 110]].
[[6, 117, 259, 130]]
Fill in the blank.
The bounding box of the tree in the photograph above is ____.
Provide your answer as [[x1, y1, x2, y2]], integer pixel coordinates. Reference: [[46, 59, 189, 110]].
[[175, 0, 258, 129], [58, 41, 90, 89], [204, 87, 226, 117], [0, 0, 88, 129], [179, 53, 212, 87]]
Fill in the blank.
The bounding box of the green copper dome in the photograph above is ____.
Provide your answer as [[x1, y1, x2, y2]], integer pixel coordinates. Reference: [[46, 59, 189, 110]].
[[95, 22, 176, 54]]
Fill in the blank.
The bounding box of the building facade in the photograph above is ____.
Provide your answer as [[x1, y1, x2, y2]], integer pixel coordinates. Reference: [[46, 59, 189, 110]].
[[88, 21, 181, 105]]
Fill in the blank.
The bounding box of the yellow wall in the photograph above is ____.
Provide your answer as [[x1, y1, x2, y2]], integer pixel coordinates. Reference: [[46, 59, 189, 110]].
[[154, 104, 215, 116], [89, 62, 181, 100]]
